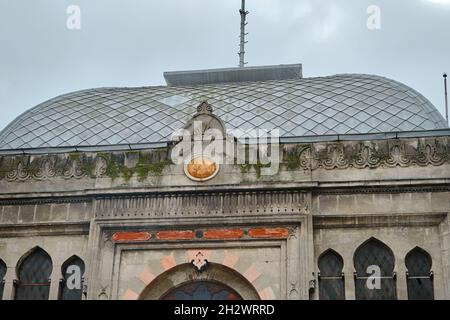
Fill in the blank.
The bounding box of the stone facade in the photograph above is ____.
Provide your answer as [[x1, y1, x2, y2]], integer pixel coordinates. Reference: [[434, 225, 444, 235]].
[[0, 133, 449, 300]]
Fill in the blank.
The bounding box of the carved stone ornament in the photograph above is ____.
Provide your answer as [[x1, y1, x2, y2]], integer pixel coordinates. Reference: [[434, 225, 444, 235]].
[[183, 100, 227, 139], [283, 137, 450, 171], [191, 251, 209, 272]]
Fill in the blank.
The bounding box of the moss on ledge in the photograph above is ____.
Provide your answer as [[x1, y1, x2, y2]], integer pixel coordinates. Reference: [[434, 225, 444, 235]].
[[98, 149, 172, 182]]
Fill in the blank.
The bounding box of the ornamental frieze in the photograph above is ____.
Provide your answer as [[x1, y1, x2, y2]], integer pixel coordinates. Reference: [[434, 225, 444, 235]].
[[283, 137, 450, 170], [95, 190, 310, 219], [0, 137, 448, 182]]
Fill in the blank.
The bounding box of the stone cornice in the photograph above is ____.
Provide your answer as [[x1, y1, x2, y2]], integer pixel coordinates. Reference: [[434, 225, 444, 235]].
[[313, 213, 447, 229], [0, 221, 90, 237], [0, 184, 448, 206], [314, 185, 450, 195], [0, 196, 91, 206]]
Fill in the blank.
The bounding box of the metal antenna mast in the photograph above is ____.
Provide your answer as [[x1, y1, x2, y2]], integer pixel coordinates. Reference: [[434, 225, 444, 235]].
[[238, 0, 249, 67], [444, 73, 449, 125]]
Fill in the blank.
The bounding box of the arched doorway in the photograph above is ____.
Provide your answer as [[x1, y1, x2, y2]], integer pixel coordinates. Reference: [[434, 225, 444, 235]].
[[161, 280, 242, 300], [139, 263, 260, 300]]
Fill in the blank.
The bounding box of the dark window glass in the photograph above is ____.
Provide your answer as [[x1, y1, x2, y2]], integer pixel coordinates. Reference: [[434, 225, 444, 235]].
[[0, 259, 6, 300], [406, 247, 434, 300], [354, 238, 397, 300], [318, 249, 345, 300], [162, 281, 242, 300], [59, 256, 85, 300], [14, 248, 52, 300]]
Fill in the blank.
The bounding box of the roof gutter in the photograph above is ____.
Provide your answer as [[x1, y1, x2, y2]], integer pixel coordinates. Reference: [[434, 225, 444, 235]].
[[0, 129, 449, 156]]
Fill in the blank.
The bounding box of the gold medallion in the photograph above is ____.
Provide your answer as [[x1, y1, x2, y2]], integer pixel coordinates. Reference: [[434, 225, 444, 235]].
[[184, 156, 219, 182]]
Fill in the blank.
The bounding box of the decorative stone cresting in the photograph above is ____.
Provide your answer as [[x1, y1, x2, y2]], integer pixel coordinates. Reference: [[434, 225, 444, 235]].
[[284, 137, 450, 171], [0, 137, 448, 182]]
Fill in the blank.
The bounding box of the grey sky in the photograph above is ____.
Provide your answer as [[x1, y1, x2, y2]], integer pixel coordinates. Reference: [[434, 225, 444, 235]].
[[0, 0, 449, 132]]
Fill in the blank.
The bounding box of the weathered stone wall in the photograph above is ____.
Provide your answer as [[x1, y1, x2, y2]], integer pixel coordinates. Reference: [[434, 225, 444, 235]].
[[0, 201, 92, 225], [116, 246, 283, 300], [0, 136, 448, 193], [313, 225, 444, 299], [0, 233, 89, 300], [0, 135, 448, 300]]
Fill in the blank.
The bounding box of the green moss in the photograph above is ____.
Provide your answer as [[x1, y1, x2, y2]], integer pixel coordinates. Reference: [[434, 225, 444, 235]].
[[103, 156, 120, 180], [81, 161, 96, 176], [283, 145, 310, 170], [254, 162, 271, 179], [69, 153, 81, 161], [119, 165, 134, 182], [238, 164, 252, 173], [371, 148, 390, 162], [96, 151, 171, 182], [238, 162, 271, 179], [148, 160, 171, 175]]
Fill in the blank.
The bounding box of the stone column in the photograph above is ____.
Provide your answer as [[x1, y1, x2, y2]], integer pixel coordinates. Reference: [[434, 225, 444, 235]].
[[2, 266, 15, 300], [396, 260, 408, 300], [344, 272, 356, 300], [49, 267, 61, 300], [286, 224, 301, 300]]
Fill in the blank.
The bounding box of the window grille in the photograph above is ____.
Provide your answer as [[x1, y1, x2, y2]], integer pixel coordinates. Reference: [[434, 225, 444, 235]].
[[406, 247, 434, 300], [0, 259, 6, 300], [318, 249, 345, 300], [14, 248, 52, 300], [59, 256, 85, 300], [353, 238, 397, 300], [162, 281, 242, 300]]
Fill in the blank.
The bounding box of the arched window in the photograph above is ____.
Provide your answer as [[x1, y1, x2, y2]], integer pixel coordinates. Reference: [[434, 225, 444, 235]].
[[0, 259, 6, 300], [161, 281, 242, 300], [318, 249, 345, 300], [59, 256, 85, 300], [354, 238, 397, 300], [14, 247, 52, 300], [405, 247, 434, 300]]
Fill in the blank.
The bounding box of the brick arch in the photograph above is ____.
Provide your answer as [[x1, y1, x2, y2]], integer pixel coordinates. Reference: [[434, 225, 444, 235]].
[[137, 262, 260, 300], [122, 249, 276, 300]]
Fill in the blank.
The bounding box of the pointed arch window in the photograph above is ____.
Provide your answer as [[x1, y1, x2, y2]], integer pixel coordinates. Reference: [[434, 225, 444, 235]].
[[14, 248, 52, 300], [354, 238, 397, 300], [318, 249, 345, 300], [59, 256, 85, 300], [0, 259, 6, 300], [406, 247, 434, 300]]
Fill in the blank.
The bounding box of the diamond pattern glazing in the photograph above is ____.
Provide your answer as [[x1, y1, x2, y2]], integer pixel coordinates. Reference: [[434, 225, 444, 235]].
[[0, 75, 447, 150]]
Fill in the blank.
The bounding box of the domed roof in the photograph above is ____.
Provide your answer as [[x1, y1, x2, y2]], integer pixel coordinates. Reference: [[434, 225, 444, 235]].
[[0, 74, 447, 150]]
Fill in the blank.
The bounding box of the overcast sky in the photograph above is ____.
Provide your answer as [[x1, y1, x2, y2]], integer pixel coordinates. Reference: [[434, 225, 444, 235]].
[[0, 0, 449, 132]]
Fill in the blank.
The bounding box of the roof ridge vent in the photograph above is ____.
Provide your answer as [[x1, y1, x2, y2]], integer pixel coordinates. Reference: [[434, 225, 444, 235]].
[[163, 64, 303, 86]]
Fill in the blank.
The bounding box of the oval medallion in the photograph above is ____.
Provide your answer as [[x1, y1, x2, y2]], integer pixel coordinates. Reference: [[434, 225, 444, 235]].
[[184, 156, 219, 182]]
